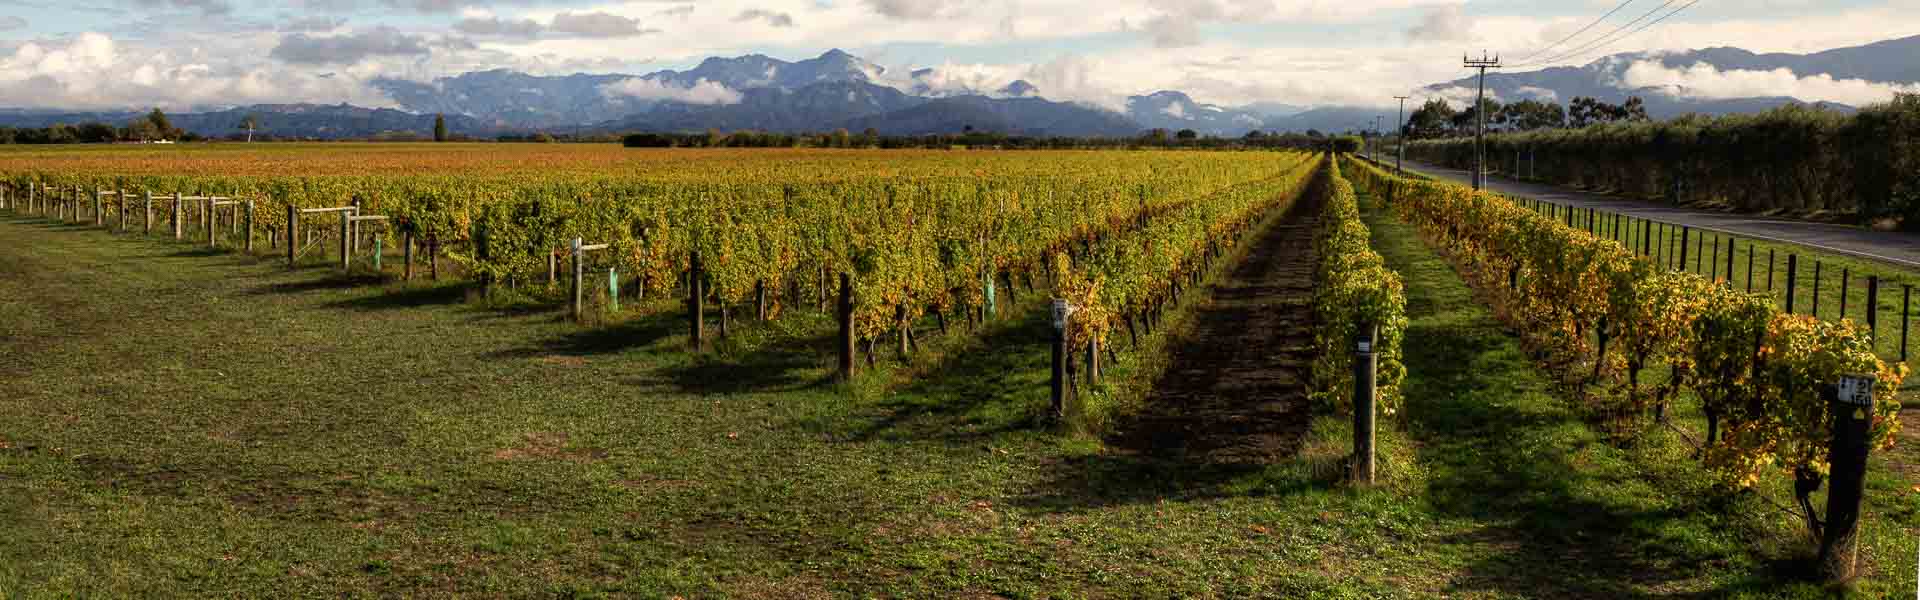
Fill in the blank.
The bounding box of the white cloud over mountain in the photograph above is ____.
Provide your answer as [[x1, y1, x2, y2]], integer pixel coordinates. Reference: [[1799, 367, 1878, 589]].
[[3, 1, 1919, 113], [1622, 61, 1920, 107]]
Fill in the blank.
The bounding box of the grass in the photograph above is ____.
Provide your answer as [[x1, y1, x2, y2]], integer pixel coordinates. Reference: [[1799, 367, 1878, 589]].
[[3, 200, 1914, 597]]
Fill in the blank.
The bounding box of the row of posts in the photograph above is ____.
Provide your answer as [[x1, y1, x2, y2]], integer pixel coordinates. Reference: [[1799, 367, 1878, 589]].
[[1518, 196, 1914, 362], [3, 182, 255, 249]]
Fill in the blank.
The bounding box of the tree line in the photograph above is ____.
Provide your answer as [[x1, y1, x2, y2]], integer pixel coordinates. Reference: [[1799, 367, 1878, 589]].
[[0, 109, 197, 145], [1407, 94, 1920, 229], [622, 127, 1342, 151], [1404, 96, 1651, 139]]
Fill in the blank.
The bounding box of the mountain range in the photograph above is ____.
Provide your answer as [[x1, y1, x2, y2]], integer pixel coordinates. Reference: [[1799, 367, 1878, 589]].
[[2, 35, 1916, 140]]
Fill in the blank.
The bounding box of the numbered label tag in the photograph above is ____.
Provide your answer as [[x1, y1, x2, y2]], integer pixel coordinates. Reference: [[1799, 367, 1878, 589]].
[[1356, 340, 1373, 353], [1838, 374, 1875, 407], [1051, 300, 1072, 330]]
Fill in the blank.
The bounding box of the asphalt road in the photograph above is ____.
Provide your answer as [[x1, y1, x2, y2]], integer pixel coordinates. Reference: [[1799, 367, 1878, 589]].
[[1391, 158, 1920, 270]]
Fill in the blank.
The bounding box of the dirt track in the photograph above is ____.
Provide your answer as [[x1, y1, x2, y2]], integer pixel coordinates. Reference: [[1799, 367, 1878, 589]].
[[1114, 180, 1324, 464]]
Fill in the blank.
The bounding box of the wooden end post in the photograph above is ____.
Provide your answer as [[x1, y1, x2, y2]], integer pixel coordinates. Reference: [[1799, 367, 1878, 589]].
[[339, 212, 350, 271], [1050, 299, 1069, 422], [689, 251, 705, 351], [286, 204, 298, 269], [572, 238, 585, 323], [403, 230, 415, 281], [1353, 322, 1379, 485], [245, 200, 255, 253], [838, 272, 855, 380], [1819, 375, 1876, 581]]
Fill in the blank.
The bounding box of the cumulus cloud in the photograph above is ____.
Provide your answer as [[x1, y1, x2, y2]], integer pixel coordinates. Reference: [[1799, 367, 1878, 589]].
[[865, 0, 972, 20], [549, 11, 658, 38], [600, 77, 743, 105], [734, 9, 795, 28], [455, 16, 546, 37], [1405, 6, 1471, 42], [1140, 15, 1200, 48], [270, 28, 433, 65], [130, 0, 233, 16], [1620, 60, 1920, 106], [0, 32, 397, 111], [280, 16, 345, 33]]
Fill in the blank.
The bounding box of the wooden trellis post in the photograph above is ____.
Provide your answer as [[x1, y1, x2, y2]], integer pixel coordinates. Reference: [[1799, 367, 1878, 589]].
[[571, 238, 612, 323]]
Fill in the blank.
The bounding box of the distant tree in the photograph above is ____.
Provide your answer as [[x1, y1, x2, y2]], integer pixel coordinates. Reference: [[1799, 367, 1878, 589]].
[[1175, 129, 1199, 141], [1499, 99, 1567, 131], [1305, 129, 1325, 138], [125, 118, 161, 142], [831, 128, 852, 148], [1621, 96, 1650, 122], [45, 123, 78, 144], [622, 133, 675, 148], [1244, 130, 1267, 140], [239, 114, 259, 142], [533, 132, 557, 143], [145, 108, 177, 140], [77, 122, 117, 143], [433, 114, 448, 142], [1406, 98, 1457, 139]]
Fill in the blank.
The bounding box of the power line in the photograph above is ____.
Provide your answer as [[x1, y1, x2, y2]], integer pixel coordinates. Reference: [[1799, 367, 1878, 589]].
[[1512, 0, 1678, 67], [1528, 0, 1707, 68], [1512, 0, 1640, 64], [1511, 0, 1699, 68]]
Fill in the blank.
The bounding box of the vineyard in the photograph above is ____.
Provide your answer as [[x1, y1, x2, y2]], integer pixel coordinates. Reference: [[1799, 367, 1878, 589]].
[[2, 143, 1917, 596], [0, 145, 1333, 417]]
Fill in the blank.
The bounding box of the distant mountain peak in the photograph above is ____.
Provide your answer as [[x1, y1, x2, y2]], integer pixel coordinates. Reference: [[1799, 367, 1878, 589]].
[[999, 80, 1038, 97]]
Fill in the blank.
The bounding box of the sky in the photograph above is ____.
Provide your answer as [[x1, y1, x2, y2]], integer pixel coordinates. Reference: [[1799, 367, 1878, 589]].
[[0, 0, 1917, 113]]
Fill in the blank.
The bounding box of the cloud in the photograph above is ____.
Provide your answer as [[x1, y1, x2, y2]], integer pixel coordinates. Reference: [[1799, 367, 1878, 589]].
[[1405, 6, 1470, 42], [0, 16, 25, 32], [455, 16, 546, 37], [865, 0, 971, 20], [279, 16, 345, 33], [600, 77, 743, 105], [0, 32, 397, 111], [270, 28, 433, 65], [734, 9, 795, 28], [129, 0, 233, 16], [1139, 15, 1200, 48], [549, 11, 658, 38], [1620, 60, 1920, 106]]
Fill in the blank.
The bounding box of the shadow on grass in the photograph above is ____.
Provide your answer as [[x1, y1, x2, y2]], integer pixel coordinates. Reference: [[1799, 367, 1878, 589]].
[[819, 301, 1057, 445], [322, 283, 469, 312], [664, 332, 837, 394], [480, 305, 835, 394], [246, 273, 390, 296]]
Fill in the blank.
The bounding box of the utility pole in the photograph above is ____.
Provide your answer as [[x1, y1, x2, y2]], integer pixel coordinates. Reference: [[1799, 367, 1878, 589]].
[[1372, 116, 1383, 163], [1393, 96, 1409, 174], [1464, 51, 1501, 191]]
